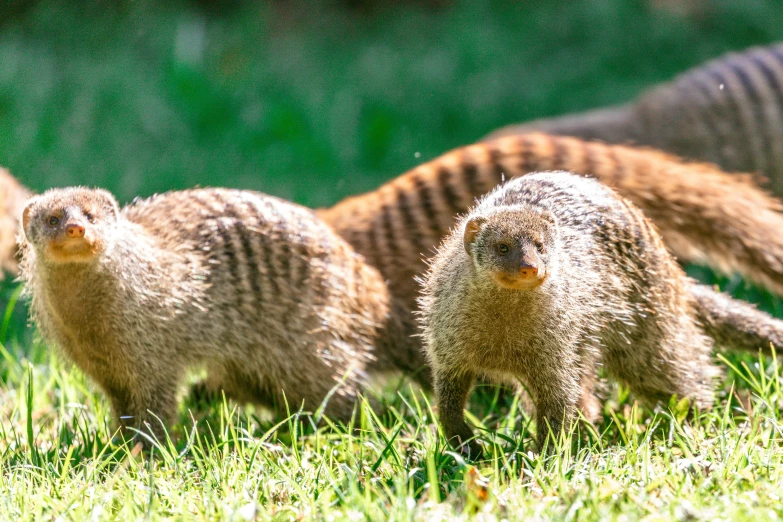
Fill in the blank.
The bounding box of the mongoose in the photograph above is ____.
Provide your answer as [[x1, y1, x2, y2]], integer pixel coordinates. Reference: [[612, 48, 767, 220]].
[[317, 133, 783, 382], [0, 166, 32, 277], [20, 187, 410, 445], [419, 171, 783, 455], [485, 43, 783, 195]]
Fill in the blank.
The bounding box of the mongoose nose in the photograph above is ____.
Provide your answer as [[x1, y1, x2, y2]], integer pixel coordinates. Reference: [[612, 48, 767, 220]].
[[66, 223, 85, 239], [519, 264, 538, 279]]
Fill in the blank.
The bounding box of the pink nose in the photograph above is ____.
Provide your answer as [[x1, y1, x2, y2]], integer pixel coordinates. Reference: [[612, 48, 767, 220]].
[[66, 224, 85, 238], [519, 264, 538, 279]]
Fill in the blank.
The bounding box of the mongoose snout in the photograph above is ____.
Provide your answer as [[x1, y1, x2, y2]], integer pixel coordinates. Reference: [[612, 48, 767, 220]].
[[518, 263, 538, 278], [65, 223, 85, 238]]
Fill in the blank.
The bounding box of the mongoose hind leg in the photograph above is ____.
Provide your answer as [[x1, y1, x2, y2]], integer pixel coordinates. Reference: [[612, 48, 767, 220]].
[[576, 372, 603, 425], [605, 326, 718, 413]]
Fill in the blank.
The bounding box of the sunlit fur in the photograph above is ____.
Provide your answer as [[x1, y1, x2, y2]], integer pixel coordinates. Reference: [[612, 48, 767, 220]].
[[22, 187, 119, 265], [465, 208, 555, 291], [420, 171, 724, 456], [19, 186, 411, 447]]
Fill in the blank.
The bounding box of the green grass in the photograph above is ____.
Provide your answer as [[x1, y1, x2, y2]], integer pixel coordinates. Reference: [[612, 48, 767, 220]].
[[4, 0, 783, 519], [5, 324, 783, 520]]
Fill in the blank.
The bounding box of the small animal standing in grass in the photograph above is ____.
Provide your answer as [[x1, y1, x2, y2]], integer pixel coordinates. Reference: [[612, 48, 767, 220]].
[[20, 187, 409, 446], [419, 171, 783, 457]]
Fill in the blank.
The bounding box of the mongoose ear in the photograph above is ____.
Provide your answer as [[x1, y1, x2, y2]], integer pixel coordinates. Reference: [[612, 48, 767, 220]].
[[539, 210, 557, 228], [95, 189, 120, 218], [22, 200, 36, 238], [463, 216, 486, 255]]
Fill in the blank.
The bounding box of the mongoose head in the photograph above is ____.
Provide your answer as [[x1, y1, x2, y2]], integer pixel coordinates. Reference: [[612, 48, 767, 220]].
[[463, 206, 556, 290], [22, 187, 120, 265]]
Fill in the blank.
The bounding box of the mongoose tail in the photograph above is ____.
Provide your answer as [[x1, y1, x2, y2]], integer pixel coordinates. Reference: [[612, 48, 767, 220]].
[[485, 105, 639, 144], [690, 283, 783, 353], [318, 133, 783, 304]]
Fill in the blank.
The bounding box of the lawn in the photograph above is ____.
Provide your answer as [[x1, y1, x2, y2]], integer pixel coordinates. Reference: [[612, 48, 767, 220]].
[[2, 0, 783, 519]]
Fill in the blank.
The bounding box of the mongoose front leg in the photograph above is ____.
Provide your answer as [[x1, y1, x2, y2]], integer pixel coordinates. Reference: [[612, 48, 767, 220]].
[[434, 369, 482, 459], [106, 378, 179, 449], [526, 369, 581, 452]]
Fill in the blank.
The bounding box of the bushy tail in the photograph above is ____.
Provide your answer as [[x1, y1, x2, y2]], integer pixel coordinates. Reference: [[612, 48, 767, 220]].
[[690, 283, 783, 353], [483, 104, 639, 144]]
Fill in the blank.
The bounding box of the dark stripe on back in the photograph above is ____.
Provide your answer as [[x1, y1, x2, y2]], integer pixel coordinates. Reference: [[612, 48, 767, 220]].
[[261, 236, 281, 297], [518, 135, 538, 174], [581, 140, 598, 178], [460, 152, 483, 200], [237, 220, 265, 304], [278, 241, 292, 283], [412, 174, 443, 239], [725, 58, 768, 172], [216, 224, 243, 310], [380, 203, 401, 269], [487, 145, 506, 185], [704, 67, 748, 165], [681, 72, 728, 163], [550, 135, 569, 171], [436, 166, 463, 215]]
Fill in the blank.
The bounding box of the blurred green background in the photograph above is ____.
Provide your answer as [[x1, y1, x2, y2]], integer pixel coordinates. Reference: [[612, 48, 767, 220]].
[[2, 0, 783, 209], [2, 0, 783, 335]]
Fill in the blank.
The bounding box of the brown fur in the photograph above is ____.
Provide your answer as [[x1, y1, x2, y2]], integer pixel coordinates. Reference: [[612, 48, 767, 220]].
[[419, 172, 724, 456], [0, 167, 32, 276], [485, 43, 783, 195], [19, 187, 410, 446], [317, 133, 783, 382]]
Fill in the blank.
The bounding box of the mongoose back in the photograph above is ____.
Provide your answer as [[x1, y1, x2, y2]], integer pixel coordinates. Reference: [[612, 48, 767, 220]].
[[485, 43, 783, 194], [419, 172, 727, 455], [318, 133, 783, 308], [20, 187, 410, 445]]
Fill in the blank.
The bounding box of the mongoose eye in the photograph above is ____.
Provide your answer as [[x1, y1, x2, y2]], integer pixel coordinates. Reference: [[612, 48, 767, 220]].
[[84, 212, 95, 223], [48, 216, 60, 227], [497, 243, 510, 255], [535, 241, 545, 253]]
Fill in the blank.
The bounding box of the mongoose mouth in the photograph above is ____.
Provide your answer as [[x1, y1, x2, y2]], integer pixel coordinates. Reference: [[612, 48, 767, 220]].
[[491, 271, 547, 290], [45, 237, 101, 264]]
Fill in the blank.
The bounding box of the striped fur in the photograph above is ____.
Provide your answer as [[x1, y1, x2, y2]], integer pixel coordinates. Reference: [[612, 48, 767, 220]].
[[419, 172, 720, 453], [486, 43, 783, 194], [20, 187, 411, 445], [317, 133, 783, 308]]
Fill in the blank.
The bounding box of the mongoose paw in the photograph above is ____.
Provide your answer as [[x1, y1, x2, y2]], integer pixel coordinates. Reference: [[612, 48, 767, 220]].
[[452, 436, 484, 461]]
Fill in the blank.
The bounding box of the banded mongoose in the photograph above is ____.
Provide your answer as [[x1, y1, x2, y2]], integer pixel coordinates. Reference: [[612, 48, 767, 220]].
[[485, 43, 783, 195], [0, 166, 32, 277], [419, 171, 783, 456], [317, 133, 783, 381], [20, 187, 411, 445]]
